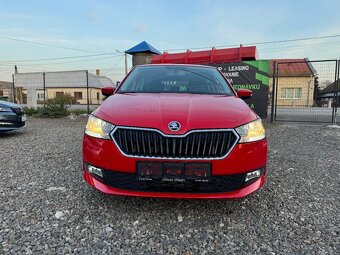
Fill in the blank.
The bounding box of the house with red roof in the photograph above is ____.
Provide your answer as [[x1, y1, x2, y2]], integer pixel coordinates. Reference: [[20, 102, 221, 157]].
[[269, 59, 316, 107]]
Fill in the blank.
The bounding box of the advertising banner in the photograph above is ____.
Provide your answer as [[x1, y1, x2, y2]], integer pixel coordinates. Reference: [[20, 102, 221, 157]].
[[209, 60, 270, 118]]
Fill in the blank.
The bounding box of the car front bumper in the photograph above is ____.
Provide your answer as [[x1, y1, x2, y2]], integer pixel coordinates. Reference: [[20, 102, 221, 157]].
[[83, 134, 267, 199], [0, 112, 26, 131], [84, 170, 265, 199]]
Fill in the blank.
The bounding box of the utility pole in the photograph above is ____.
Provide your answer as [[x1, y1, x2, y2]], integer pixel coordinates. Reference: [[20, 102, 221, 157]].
[[116, 50, 128, 75], [12, 74, 16, 103], [12, 65, 18, 103], [43, 72, 46, 106], [86, 70, 90, 115]]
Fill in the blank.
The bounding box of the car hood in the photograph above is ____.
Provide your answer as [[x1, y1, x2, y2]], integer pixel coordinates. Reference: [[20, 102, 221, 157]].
[[95, 93, 257, 135], [0, 100, 20, 108]]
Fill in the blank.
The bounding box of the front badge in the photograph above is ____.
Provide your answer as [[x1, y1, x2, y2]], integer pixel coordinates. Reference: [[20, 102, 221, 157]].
[[168, 121, 181, 132]]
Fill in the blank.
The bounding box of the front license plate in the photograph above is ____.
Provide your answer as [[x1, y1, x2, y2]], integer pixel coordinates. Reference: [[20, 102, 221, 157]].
[[21, 116, 27, 122], [136, 162, 211, 183]]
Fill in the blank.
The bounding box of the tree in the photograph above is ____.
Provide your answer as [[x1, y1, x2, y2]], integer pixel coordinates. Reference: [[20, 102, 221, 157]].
[[313, 76, 322, 105]]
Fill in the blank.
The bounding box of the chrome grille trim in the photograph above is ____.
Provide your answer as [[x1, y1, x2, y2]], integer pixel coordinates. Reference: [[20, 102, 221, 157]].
[[110, 126, 240, 160]]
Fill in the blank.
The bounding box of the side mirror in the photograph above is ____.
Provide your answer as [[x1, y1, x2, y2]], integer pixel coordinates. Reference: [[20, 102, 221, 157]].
[[101, 87, 115, 97], [237, 89, 252, 99]]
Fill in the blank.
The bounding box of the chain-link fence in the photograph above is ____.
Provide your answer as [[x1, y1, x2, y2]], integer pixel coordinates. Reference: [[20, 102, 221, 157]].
[[12, 70, 115, 113], [270, 60, 339, 123]]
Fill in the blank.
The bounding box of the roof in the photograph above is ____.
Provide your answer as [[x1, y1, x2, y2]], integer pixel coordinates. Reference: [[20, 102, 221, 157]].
[[319, 80, 340, 95], [0, 81, 12, 90], [13, 70, 115, 89], [269, 59, 315, 77], [88, 73, 115, 87], [125, 41, 161, 55], [136, 63, 216, 68], [151, 46, 258, 64]]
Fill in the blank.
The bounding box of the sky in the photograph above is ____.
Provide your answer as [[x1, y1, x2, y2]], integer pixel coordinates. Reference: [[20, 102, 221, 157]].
[[1, 0, 340, 82]]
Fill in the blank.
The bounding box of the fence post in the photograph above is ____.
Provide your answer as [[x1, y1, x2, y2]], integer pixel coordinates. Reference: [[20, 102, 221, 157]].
[[86, 70, 90, 115], [274, 63, 279, 121], [331, 60, 338, 124], [43, 72, 46, 106], [334, 60, 340, 124], [12, 74, 16, 103], [270, 61, 276, 123]]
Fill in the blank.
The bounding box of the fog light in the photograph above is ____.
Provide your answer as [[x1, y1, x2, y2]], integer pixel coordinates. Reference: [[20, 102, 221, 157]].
[[245, 169, 261, 182], [87, 164, 103, 178]]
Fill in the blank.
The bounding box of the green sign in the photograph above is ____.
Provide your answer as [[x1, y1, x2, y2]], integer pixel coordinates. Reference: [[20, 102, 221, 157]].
[[209, 60, 270, 118]]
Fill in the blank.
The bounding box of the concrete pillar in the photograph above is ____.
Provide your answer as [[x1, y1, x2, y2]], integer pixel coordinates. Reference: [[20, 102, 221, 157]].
[[132, 52, 157, 66], [27, 87, 37, 107]]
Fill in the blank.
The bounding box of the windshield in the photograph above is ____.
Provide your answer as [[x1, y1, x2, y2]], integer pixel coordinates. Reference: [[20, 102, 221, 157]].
[[117, 66, 233, 95]]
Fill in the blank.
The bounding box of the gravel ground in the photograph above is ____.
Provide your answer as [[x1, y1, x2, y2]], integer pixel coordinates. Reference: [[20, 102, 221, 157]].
[[0, 118, 339, 254]]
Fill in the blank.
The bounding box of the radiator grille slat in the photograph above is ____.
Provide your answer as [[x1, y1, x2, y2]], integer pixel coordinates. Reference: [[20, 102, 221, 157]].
[[135, 131, 139, 154], [112, 128, 238, 159], [190, 134, 195, 156]]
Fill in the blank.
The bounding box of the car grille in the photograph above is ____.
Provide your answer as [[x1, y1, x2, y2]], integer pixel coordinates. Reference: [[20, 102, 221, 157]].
[[11, 107, 24, 116], [103, 170, 246, 193], [111, 127, 238, 159]]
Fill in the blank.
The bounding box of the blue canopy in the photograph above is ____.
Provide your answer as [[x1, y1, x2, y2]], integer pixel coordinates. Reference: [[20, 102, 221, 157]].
[[125, 41, 161, 55]]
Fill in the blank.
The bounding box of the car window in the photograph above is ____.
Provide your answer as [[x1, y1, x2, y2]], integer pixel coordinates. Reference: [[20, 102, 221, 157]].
[[117, 66, 233, 95]]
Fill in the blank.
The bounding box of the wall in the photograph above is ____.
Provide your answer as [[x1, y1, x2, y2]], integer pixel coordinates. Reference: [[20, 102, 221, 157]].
[[132, 52, 155, 66], [46, 88, 103, 105], [0, 88, 12, 99], [269, 76, 314, 107], [22, 88, 103, 105]]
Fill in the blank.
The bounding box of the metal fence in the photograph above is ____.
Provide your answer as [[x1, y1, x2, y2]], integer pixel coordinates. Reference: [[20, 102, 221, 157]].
[[11, 70, 115, 114], [270, 60, 339, 123]]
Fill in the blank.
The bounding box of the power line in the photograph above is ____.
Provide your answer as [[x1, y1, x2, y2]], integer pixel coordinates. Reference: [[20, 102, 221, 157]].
[[0, 52, 121, 63], [161, 34, 340, 52], [0, 36, 99, 53], [0, 55, 122, 68], [101, 55, 125, 75], [260, 40, 340, 52], [19, 55, 122, 66]]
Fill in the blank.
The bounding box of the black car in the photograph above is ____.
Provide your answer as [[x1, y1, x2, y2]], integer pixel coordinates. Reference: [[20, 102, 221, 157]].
[[0, 100, 26, 132]]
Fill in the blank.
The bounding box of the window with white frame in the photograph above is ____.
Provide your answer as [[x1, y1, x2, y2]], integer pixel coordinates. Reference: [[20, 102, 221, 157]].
[[281, 88, 302, 99], [37, 93, 45, 99]]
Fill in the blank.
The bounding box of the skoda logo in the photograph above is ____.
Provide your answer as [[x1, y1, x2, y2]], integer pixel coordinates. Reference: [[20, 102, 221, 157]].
[[168, 121, 181, 132]]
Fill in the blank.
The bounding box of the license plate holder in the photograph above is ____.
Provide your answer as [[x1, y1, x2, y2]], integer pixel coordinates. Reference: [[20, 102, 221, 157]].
[[136, 162, 211, 182]]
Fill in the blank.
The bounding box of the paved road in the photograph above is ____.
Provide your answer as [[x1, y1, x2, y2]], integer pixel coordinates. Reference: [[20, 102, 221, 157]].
[[0, 118, 339, 254], [267, 107, 339, 123]]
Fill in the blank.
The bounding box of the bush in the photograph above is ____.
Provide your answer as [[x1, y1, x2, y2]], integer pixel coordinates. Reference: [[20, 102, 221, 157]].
[[23, 106, 39, 116], [34, 94, 71, 118], [23, 94, 72, 118]]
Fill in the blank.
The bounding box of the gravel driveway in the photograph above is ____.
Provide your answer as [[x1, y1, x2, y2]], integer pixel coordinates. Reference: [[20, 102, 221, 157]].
[[0, 118, 339, 254]]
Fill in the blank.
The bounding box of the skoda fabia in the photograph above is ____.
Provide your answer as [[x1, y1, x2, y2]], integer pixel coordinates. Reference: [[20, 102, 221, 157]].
[[83, 64, 267, 199]]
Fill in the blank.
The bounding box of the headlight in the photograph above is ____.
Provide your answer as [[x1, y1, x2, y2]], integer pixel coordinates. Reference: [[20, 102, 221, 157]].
[[0, 107, 12, 112], [235, 119, 265, 143], [85, 115, 115, 139]]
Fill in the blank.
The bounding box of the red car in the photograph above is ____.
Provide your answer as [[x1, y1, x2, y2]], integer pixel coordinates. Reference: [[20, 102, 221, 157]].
[[83, 64, 267, 199]]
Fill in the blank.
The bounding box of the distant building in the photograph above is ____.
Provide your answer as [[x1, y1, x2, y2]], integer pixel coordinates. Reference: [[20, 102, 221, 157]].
[[0, 81, 13, 101], [269, 59, 316, 107], [14, 70, 114, 105], [318, 80, 340, 107]]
